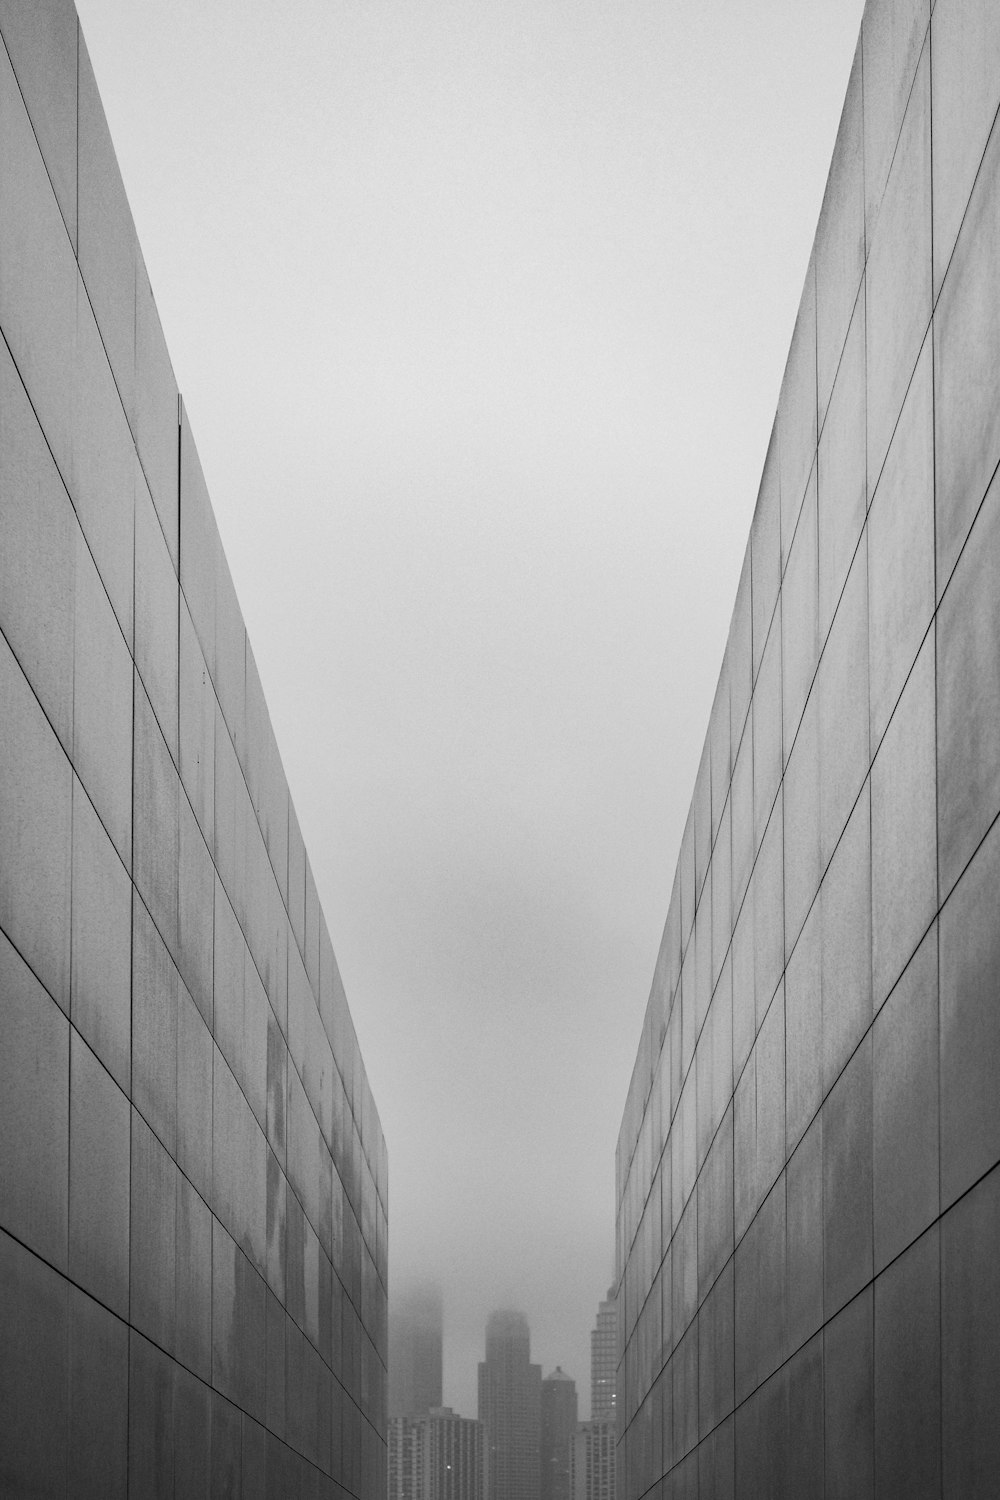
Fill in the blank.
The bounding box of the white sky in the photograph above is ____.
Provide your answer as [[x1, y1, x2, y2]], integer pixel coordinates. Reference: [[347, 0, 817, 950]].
[[75, 0, 865, 1417]]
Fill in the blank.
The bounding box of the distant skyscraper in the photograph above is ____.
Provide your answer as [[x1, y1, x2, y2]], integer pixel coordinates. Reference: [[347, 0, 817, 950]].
[[425, 1408, 486, 1500], [569, 1422, 615, 1500], [390, 1282, 444, 1417], [571, 1290, 616, 1500], [590, 1288, 617, 1422], [540, 1368, 578, 1500], [389, 1417, 429, 1500], [477, 1310, 542, 1500], [389, 1408, 485, 1500]]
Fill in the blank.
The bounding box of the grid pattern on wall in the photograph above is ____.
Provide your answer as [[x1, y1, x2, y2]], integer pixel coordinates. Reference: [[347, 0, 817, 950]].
[[389, 1409, 487, 1500], [570, 1421, 616, 1500], [0, 5, 387, 1495], [615, 0, 1000, 1494]]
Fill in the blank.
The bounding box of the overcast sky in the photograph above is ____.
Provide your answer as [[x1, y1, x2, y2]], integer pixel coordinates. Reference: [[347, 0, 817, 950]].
[[76, 0, 865, 1416]]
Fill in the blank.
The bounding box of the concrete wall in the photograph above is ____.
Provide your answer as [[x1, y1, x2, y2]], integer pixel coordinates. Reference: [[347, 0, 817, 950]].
[[615, 0, 1000, 1494], [0, 4, 387, 1494]]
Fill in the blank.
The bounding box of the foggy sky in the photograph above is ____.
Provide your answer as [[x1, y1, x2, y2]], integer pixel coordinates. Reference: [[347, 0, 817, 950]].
[[75, 0, 865, 1415]]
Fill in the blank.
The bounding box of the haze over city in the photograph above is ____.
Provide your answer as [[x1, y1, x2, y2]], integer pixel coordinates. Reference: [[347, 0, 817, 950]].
[[73, 0, 865, 1417]]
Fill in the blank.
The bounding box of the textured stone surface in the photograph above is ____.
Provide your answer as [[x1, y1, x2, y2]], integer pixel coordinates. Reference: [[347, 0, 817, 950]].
[[616, 1, 999, 1492], [0, 7, 387, 1495]]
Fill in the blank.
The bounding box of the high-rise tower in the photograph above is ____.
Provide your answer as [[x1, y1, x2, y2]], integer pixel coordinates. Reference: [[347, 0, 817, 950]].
[[540, 1367, 577, 1500], [477, 1310, 541, 1500], [425, 1408, 486, 1500], [569, 1422, 615, 1500], [572, 1291, 616, 1500], [390, 1282, 444, 1418], [590, 1288, 617, 1422], [388, 1408, 485, 1500], [389, 1417, 430, 1500]]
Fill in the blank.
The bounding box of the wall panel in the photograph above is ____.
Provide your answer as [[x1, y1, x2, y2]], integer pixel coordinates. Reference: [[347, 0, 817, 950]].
[[615, 2, 1000, 1492], [0, 8, 387, 1495]]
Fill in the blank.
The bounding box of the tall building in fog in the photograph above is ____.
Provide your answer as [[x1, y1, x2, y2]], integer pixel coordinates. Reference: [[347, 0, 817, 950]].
[[571, 1290, 616, 1500], [425, 1408, 486, 1500], [569, 1422, 615, 1500], [590, 1288, 617, 1422], [390, 1283, 444, 1417], [389, 1409, 485, 1500], [477, 1310, 542, 1500], [389, 1417, 429, 1500], [540, 1368, 577, 1500]]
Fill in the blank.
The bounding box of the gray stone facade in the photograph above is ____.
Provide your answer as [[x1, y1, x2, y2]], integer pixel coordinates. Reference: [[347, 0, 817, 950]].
[[0, 5, 387, 1493], [616, 0, 1000, 1493]]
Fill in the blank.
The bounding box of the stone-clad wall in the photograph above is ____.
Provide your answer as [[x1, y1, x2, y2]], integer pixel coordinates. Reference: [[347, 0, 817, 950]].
[[0, 5, 388, 1494], [616, 0, 1000, 1493]]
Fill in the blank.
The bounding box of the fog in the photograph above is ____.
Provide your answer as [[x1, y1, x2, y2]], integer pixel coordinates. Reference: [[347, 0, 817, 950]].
[[76, 0, 864, 1415]]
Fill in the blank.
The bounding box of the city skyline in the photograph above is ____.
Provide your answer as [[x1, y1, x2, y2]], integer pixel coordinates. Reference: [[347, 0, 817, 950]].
[[3, 2, 995, 1488], [71, 0, 867, 1417], [387, 1283, 609, 1428], [6, 0, 999, 1492]]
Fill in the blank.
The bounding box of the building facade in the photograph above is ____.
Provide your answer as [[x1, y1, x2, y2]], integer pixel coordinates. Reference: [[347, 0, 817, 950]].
[[389, 1416, 429, 1500], [589, 1288, 617, 1423], [0, 6, 387, 1495], [389, 1281, 444, 1418], [540, 1367, 578, 1500], [570, 1421, 616, 1500], [426, 1407, 486, 1500], [616, 0, 1000, 1494], [571, 1289, 617, 1500], [478, 1310, 542, 1500], [389, 1408, 485, 1500]]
